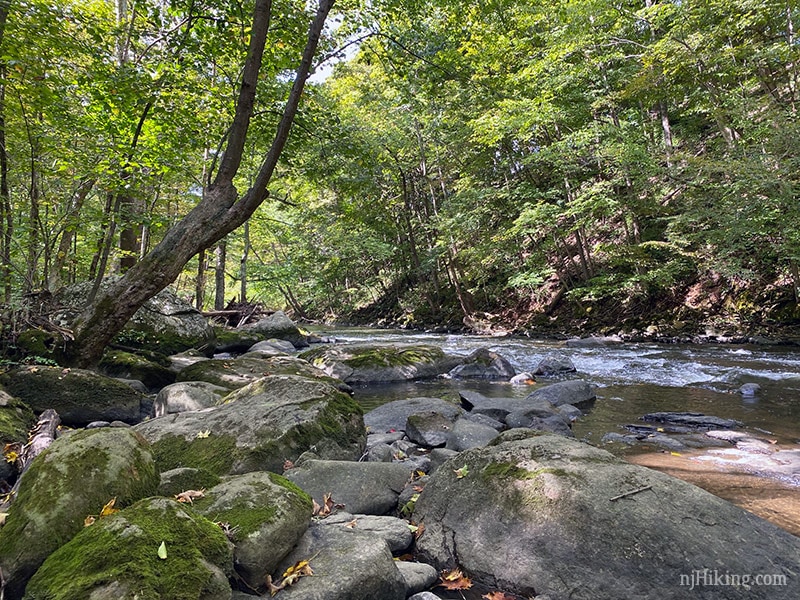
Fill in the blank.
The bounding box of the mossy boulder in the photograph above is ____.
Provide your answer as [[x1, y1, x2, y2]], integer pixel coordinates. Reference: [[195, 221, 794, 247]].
[[99, 350, 176, 391], [413, 431, 800, 599], [176, 356, 350, 394], [241, 311, 307, 348], [0, 366, 145, 427], [191, 471, 312, 591], [0, 388, 36, 444], [447, 347, 516, 380], [23, 497, 233, 600], [210, 327, 263, 354], [54, 279, 215, 356], [158, 467, 221, 497], [0, 428, 159, 599], [135, 375, 365, 476], [299, 344, 462, 384]]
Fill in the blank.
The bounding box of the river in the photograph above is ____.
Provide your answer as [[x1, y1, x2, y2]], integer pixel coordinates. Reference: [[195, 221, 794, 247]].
[[312, 327, 800, 535]]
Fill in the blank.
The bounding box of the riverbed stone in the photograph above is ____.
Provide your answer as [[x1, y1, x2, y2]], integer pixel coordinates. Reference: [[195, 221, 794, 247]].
[[413, 431, 800, 599], [300, 344, 462, 384], [397, 561, 439, 596], [641, 411, 742, 429], [463, 411, 506, 431], [167, 349, 210, 372], [158, 467, 221, 497], [533, 352, 576, 375], [525, 379, 597, 408], [0, 428, 159, 599], [191, 471, 312, 591], [241, 311, 308, 348], [98, 349, 176, 390], [248, 338, 296, 354], [271, 521, 406, 600], [322, 512, 413, 553], [0, 388, 36, 447], [135, 375, 365, 476], [284, 459, 414, 515], [364, 397, 464, 434], [447, 347, 516, 380], [153, 381, 229, 417], [23, 497, 233, 600], [445, 417, 500, 451], [0, 366, 145, 427], [406, 411, 455, 447]]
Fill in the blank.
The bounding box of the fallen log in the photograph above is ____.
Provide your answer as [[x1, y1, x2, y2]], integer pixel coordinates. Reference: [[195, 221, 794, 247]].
[[0, 409, 60, 511]]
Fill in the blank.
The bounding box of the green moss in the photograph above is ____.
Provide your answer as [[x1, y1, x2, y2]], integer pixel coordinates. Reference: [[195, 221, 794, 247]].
[[99, 350, 176, 389], [150, 433, 238, 476], [0, 392, 36, 443], [192, 497, 278, 540], [24, 498, 231, 600], [158, 468, 222, 498], [343, 346, 444, 368]]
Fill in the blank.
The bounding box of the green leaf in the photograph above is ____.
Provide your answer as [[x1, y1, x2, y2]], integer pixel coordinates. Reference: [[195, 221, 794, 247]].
[[157, 541, 167, 560]]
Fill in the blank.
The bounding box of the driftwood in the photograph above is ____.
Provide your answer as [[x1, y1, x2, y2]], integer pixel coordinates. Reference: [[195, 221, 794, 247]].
[[0, 409, 60, 511], [609, 485, 653, 502]]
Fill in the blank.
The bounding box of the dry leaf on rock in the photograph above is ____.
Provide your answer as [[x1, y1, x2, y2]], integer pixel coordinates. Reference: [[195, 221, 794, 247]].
[[438, 568, 473, 591], [453, 464, 469, 479], [267, 558, 315, 596], [99, 497, 118, 517], [483, 592, 517, 600], [174, 489, 205, 503]]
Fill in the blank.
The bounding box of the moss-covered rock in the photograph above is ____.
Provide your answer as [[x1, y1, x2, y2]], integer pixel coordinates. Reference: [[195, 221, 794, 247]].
[[135, 375, 365, 476], [153, 381, 229, 418], [298, 343, 462, 384], [23, 497, 233, 600], [0, 428, 160, 599], [0, 388, 36, 445], [241, 311, 307, 348], [0, 366, 145, 427], [176, 356, 350, 394], [192, 471, 312, 591], [54, 279, 215, 356], [158, 467, 222, 498], [98, 350, 176, 391]]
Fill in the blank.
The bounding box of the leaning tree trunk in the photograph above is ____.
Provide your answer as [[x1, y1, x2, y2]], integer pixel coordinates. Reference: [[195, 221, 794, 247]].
[[66, 0, 335, 367]]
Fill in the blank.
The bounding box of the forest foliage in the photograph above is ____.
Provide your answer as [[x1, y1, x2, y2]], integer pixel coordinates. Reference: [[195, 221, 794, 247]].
[[1, 0, 799, 338]]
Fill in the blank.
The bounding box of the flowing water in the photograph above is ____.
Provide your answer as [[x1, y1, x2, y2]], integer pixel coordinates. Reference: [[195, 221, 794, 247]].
[[312, 327, 800, 534]]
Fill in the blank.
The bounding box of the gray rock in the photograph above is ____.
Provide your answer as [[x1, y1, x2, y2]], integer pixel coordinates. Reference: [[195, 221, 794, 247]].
[[641, 411, 742, 429], [525, 379, 597, 408], [406, 411, 455, 447], [367, 431, 406, 447], [403, 454, 432, 473], [414, 432, 800, 599], [557, 404, 583, 422], [458, 391, 531, 421], [242, 311, 308, 348], [249, 338, 297, 354], [167, 349, 210, 373], [365, 443, 395, 462], [153, 381, 229, 417], [522, 415, 575, 437], [429, 448, 460, 473], [322, 512, 413, 553], [397, 561, 439, 596], [409, 593, 444, 600], [364, 397, 464, 434], [135, 375, 365, 476], [192, 471, 312, 590], [272, 521, 405, 600], [158, 467, 220, 497], [533, 352, 576, 375], [505, 399, 562, 427], [300, 344, 462, 384], [99, 350, 176, 390], [0, 428, 159, 598], [510, 372, 536, 385], [116, 378, 149, 394], [740, 382, 762, 397], [445, 417, 500, 451], [284, 459, 415, 515], [448, 348, 516, 380], [0, 366, 144, 427], [463, 411, 506, 431]]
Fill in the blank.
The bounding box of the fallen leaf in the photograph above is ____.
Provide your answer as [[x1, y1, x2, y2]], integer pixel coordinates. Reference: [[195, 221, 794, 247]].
[[312, 492, 342, 517], [669, 451, 682, 457], [344, 518, 358, 529], [414, 521, 425, 539], [438, 568, 473, 591], [283, 459, 295, 471], [266, 574, 284, 596], [768, 439, 778, 445], [84, 515, 96, 527], [0, 512, 7, 526], [174, 489, 206, 504], [196, 430, 211, 439], [412, 485, 424, 493], [3, 442, 21, 465], [483, 592, 516, 600], [407, 523, 419, 534], [157, 541, 167, 560], [276, 558, 314, 590], [454, 464, 469, 479], [99, 497, 118, 517], [61, 368, 71, 375]]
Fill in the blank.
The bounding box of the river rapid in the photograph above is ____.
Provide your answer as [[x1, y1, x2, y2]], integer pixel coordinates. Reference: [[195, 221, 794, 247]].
[[313, 327, 800, 535]]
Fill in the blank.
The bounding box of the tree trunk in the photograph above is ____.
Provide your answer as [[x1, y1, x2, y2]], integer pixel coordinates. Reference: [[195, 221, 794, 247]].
[[66, 0, 334, 367], [48, 178, 95, 291], [240, 220, 249, 303], [214, 239, 227, 310], [195, 247, 206, 310]]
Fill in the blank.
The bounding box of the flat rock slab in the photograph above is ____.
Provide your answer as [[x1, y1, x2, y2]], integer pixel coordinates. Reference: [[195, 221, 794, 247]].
[[642, 411, 743, 429], [364, 397, 464, 434], [320, 512, 413, 553], [525, 379, 597, 408], [284, 459, 414, 515], [414, 430, 800, 599]]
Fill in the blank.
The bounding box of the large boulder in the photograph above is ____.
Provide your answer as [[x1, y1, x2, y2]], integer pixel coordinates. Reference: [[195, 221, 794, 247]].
[[271, 521, 406, 600], [54, 279, 215, 356], [241, 311, 308, 348], [0, 428, 159, 599], [533, 351, 576, 375], [299, 344, 462, 384], [23, 497, 233, 600], [135, 375, 365, 476], [153, 381, 229, 417], [447, 348, 516, 380], [364, 397, 465, 434], [176, 355, 350, 394], [413, 431, 800, 599], [191, 471, 312, 592], [0, 389, 36, 482], [284, 459, 415, 515], [98, 349, 176, 390], [0, 366, 145, 427], [525, 379, 596, 408]]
